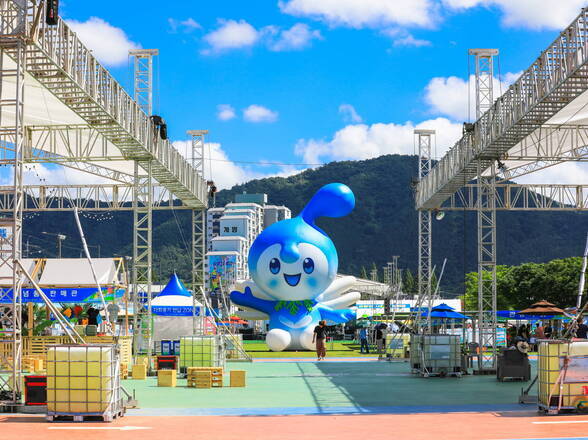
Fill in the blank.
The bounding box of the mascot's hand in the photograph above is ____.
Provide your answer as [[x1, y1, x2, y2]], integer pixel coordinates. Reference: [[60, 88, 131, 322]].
[[318, 304, 355, 324], [230, 286, 254, 303], [230, 286, 272, 313]]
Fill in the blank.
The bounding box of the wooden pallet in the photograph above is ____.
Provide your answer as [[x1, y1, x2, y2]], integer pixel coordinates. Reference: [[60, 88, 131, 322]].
[[120, 363, 128, 380], [187, 368, 223, 388]]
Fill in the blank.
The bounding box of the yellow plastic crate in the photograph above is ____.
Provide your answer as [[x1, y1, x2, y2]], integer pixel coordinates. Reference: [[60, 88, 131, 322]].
[[157, 369, 177, 387], [132, 364, 147, 380], [230, 370, 246, 387]]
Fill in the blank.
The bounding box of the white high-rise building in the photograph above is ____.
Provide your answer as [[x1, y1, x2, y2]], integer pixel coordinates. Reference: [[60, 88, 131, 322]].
[[205, 193, 291, 294]]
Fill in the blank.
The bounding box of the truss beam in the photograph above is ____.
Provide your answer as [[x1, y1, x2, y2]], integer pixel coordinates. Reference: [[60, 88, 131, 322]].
[[0, 3, 206, 208], [0, 184, 188, 211], [417, 11, 588, 209], [443, 183, 588, 210]]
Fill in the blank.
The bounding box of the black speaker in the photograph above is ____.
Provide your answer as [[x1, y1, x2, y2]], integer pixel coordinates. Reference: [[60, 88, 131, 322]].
[[46, 0, 59, 26], [160, 123, 168, 140]]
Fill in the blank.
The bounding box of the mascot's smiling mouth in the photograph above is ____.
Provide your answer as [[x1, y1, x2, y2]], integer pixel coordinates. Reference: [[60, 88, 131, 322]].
[[283, 273, 301, 287]]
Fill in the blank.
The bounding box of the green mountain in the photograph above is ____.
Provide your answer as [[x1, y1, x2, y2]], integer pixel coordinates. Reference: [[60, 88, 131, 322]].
[[22, 154, 588, 294]]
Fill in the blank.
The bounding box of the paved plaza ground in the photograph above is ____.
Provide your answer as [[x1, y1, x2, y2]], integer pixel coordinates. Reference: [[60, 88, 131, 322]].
[[2, 358, 588, 440]]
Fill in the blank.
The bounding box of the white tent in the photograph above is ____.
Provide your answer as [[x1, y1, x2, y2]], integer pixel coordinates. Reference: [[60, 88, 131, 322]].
[[151, 274, 205, 342]]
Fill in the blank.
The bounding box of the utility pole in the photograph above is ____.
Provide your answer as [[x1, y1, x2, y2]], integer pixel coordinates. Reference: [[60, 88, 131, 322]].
[[42, 231, 67, 258]]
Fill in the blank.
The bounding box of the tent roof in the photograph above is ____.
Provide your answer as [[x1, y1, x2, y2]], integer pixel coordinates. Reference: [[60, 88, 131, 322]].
[[0, 258, 37, 286], [432, 303, 455, 312], [38, 258, 120, 286], [519, 300, 565, 315], [156, 274, 191, 298]]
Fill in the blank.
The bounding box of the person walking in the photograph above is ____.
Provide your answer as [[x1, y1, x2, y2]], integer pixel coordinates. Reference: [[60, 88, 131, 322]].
[[375, 322, 387, 360], [359, 327, 369, 354], [313, 320, 328, 361], [575, 317, 588, 339]]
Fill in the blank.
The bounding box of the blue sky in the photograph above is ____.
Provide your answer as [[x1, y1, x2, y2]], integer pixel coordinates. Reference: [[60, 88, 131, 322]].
[[41, 1, 588, 187]]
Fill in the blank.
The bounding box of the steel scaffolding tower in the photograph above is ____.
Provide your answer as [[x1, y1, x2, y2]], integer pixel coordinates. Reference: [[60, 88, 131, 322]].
[[132, 161, 153, 356], [415, 129, 434, 332], [0, 2, 26, 402], [129, 49, 158, 116], [188, 130, 207, 333], [471, 49, 499, 373]]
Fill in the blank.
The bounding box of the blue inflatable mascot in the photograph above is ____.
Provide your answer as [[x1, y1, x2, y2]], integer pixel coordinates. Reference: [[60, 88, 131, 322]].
[[230, 183, 360, 351]]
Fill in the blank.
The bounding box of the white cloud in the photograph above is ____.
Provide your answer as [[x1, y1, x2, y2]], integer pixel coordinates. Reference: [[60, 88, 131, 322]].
[[243, 105, 279, 123], [202, 20, 321, 54], [339, 104, 363, 123], [381, 28, 432, 48], [202, 19, 261, 54], [442, 0, 585, 30], [294, 117, 463, 164], [172, 140, 300, 189], [168, 17, 202, 33], [424, 72, 521, 121], [217, 104, 236, 121], [393, 33, 432, 47], [0, 163, 113, 187], [515, 162, 588, 186], [280, 0, 438, 29], [268, 23, 323, 51], [67, 17, 140, 67]]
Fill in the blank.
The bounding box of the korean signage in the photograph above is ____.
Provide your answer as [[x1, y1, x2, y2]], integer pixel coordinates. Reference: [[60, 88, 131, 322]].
[[0, 286, 125, 303]]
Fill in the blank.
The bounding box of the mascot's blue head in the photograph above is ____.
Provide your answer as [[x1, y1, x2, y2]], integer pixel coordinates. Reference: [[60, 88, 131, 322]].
[[249, 183, 355, 301]]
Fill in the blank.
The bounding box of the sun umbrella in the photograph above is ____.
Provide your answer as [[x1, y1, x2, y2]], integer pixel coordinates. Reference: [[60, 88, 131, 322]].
[[421, 303, 469, 320], [519, 300, 565, 315]]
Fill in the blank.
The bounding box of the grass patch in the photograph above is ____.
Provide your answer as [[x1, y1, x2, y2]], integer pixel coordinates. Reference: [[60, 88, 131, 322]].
[[243, 340, 376, 358]]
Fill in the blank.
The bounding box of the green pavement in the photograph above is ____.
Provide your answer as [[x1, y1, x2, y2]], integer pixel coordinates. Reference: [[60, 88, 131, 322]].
[[243, 340, 367, 358], [123, 360, 535, 410]]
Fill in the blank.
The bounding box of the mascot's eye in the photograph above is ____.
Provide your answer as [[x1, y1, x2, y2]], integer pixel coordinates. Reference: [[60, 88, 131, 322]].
[[303, 258, 314, 274], [269, 258, 281, 274]]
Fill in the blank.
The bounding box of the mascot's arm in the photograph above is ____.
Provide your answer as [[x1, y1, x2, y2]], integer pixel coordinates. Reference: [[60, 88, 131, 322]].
[[315, 276, 356, 302], [230, 286, 274, 314], [317, 304, 356, 324], [235, 280, 274, 301], [321, 291, 360, 310]]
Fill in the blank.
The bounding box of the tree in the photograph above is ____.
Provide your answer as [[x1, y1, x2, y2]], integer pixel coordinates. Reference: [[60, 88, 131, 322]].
[[462, 258, 583, 311], [403, 269, 416, 294]]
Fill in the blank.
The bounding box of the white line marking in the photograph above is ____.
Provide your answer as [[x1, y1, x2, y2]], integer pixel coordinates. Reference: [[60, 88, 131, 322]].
[[533, 420, 588, 424], [48, 426, 151, 430]]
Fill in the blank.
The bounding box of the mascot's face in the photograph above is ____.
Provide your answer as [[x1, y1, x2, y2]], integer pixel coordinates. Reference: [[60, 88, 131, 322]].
[[247, 183, 355, 302], [253, 242, 333, 301]]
